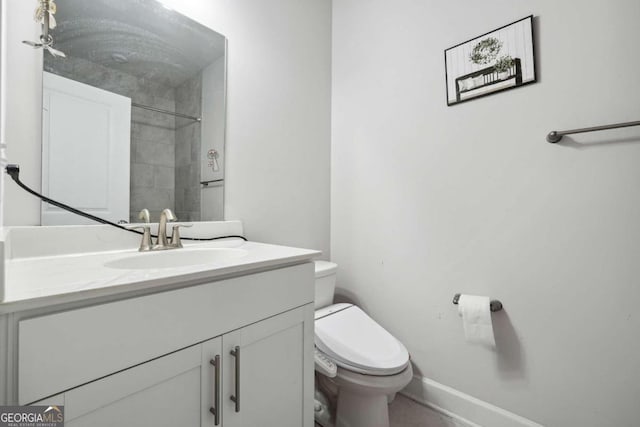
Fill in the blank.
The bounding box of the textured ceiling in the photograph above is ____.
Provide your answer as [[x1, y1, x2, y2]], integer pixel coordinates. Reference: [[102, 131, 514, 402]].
[[50, 0, 226, 88]]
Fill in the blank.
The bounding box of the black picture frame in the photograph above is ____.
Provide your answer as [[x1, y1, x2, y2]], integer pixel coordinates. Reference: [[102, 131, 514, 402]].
[[444, 15, 537, 106]]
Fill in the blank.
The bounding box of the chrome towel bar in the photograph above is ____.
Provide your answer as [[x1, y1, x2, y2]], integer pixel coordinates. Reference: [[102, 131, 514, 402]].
[[453, 293, 503, 312], [547, 119, 640, 143], [132, 102, 201, 122]]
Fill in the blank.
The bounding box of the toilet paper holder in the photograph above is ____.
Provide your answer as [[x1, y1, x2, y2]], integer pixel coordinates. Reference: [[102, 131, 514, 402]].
[[453, 294, 503, 312]]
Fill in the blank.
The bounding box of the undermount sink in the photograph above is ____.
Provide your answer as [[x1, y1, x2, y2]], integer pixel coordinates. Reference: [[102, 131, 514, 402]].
[[104, 248, 249, 270]]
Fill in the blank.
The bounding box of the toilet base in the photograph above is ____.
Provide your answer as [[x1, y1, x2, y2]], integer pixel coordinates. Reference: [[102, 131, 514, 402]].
[[315, 387, 334, 427], [336, 391, 389, 427], [316, 364, 413, 427]]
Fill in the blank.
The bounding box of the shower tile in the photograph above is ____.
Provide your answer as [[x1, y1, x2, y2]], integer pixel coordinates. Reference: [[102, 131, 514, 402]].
[[154, 166, 175, 190], [188, 165, 200, 185], [132, 108, 174, 129], [131, 187, 172, 211], [131, 163, 154, 188], [175, 190, 185, 209], [175, 74, 202, 117], [175, 165, 189, 188], [190, 127, 202, 162], [174, 211, 188, 221], [132, 122, 176, 145], [185, 188, 200, 210], [175, 140, 191, 167], [133, 139, 175, 167]]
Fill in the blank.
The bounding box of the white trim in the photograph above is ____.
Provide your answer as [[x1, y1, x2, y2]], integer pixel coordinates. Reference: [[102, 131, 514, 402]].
[[401, 376, 545, 427], [0, 0, 7, 227]]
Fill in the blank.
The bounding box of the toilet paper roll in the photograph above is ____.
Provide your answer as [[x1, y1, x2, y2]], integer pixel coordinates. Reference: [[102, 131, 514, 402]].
[[457, 294, 495, 348]]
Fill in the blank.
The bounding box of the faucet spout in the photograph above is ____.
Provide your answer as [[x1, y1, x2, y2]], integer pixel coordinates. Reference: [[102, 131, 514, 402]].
[[156, 208, 176, 249]]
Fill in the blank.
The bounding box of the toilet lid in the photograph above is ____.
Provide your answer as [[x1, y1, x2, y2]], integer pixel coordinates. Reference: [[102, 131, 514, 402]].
[[315, 304, 409, 376]]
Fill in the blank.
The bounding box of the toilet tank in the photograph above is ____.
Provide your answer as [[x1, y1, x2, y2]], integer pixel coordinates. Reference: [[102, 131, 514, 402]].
[[314, 261, 338, 309]]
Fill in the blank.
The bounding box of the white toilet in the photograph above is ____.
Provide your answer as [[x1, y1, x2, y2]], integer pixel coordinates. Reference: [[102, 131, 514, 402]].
[[314, 261, 413, 427]]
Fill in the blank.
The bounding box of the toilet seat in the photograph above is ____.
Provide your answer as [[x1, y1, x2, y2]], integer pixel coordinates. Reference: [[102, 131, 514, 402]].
[[315, 304, 409, 376]]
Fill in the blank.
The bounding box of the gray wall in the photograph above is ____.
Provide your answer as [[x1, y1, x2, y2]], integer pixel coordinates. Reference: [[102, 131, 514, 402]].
[[332, 1, 640, 426]]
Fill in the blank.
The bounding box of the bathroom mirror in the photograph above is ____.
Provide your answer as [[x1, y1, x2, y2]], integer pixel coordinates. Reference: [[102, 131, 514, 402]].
[[41, 0, 226, 225]]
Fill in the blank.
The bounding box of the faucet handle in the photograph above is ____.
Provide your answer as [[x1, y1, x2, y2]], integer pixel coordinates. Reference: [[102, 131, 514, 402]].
[[124, 224, 153, 251], [170, 223, 193, 248]]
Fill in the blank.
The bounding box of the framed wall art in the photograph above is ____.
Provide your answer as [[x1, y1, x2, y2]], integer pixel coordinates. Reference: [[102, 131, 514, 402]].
[[445, 15, 536, 106]]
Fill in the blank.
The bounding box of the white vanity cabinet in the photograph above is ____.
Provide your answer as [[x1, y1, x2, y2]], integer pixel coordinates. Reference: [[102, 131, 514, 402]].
[[7, 262, 315, 427], [34, 305, 312, 427]]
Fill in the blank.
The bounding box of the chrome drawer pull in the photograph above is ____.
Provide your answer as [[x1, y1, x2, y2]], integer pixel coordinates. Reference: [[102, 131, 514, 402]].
[[209, 355, 221, 425], [230, 346, 240, 412]]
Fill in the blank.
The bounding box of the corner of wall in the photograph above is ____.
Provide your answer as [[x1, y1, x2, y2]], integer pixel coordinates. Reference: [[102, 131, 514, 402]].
[[1, 0, 7, 227], [1, 0, 43, 226]]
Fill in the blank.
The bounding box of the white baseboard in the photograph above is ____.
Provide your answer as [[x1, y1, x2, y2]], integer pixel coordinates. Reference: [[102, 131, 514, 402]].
[[401, 376, 545, 427]]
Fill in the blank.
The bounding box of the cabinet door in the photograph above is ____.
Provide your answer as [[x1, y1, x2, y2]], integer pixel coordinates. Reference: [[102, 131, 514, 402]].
[[42, 72, 131, 225], [222, 304, 314, 427], [62, 337, 221, 427]]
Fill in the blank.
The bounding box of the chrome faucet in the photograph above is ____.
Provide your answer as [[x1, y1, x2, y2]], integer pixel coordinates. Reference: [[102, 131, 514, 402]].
[[128, 208, 191, 252]]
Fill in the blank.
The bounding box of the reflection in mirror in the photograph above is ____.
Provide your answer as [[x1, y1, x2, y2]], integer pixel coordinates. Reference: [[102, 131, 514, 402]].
[[42, 0, 226, 225]]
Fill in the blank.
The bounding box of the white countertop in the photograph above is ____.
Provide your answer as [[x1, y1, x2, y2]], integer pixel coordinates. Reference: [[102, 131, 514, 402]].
[[1, 238, 320, 314]]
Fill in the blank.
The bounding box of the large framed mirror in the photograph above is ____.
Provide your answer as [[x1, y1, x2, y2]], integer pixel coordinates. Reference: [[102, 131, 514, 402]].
[[41, 0, 226, 225]]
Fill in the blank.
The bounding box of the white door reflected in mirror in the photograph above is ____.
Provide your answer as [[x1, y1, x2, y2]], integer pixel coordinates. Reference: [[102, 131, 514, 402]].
[[42, 72, 130, 225]]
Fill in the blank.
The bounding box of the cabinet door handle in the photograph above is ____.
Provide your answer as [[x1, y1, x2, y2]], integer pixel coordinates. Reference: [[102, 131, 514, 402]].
[[230, 346, 240, 412], [209, 355, 221, 425]]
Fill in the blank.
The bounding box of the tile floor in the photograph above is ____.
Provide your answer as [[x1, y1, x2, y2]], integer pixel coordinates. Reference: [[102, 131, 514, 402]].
[[315, 394, 469, 427]]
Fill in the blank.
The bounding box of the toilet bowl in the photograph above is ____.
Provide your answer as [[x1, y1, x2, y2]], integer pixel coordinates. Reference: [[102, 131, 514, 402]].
[[314, 261, 412, 427]]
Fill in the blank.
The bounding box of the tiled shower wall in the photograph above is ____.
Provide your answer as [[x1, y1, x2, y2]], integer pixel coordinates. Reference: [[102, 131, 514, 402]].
[[174, 74, 202, 222], [129, 86, 176, 222]]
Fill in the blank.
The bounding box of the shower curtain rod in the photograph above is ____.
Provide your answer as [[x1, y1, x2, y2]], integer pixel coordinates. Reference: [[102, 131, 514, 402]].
[[546, 119, 640, 143], [132, 102, 201, 122]]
